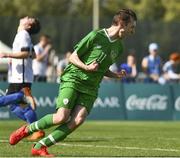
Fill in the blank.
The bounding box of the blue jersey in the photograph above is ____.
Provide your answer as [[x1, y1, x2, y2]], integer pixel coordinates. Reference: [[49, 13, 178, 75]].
[[119, 63, 135, 83], [120, 63, 132, 74], [146, 55, 161, 75]]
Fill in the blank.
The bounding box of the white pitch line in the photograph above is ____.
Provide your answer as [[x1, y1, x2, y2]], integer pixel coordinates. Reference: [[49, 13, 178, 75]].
[[58, 143, 180, 152], [1, 139, 180, 153]]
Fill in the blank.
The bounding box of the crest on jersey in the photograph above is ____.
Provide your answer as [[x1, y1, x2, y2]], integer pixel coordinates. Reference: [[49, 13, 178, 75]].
[[63, 98, 69, 105], [110, 51, 118, 61]]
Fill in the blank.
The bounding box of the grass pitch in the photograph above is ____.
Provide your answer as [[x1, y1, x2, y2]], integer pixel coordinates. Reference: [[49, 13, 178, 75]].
[[1, 120, 180, 157]]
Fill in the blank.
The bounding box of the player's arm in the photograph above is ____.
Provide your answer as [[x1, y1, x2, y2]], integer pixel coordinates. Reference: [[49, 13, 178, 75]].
[[0, 51, 36, 59], [69, 50, 99, 72], [104, 69, 126, 79], [0, 33, 37, 59]]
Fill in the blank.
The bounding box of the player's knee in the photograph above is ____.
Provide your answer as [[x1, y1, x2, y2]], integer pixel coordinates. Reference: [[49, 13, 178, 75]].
[[53, 113, 69, 124], [75, 116, 85, 126], [67, 116, 85, 130]]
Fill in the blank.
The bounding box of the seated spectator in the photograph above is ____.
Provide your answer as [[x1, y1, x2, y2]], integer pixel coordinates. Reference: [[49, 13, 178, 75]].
[[162, 52, 180, 83], [119, 52, 137, 83], [141, 43, 162, 83], [33, 34, 51, 82], [46, 49, 59, 82]]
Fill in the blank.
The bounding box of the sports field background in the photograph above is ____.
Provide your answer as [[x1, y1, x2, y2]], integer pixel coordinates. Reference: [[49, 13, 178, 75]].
[[1, 120, 180, 157]]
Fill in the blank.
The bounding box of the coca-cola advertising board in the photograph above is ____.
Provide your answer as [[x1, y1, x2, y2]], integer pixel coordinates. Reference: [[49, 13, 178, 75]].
[[88, 80, 126, 120], [124, 83, 174, 120], [172, 84, 180, 120]]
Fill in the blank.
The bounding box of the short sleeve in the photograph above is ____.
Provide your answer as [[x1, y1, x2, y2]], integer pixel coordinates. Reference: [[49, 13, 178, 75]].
[[74, 31, 97, 57], [34, 45, 41, 55]]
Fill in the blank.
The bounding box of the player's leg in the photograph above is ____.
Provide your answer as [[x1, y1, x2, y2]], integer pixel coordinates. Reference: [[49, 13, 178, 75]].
[[2, 84, 27, 120], [6, 83, 35, 122], [23, 104, 37, 123], [17, 84, 46, 140], [9, 104, 27, 121], [0, 91, 24, 107], [18, 85, 37, 123], [6, 83, 41, 141], [66, 92, 96, 130], [9, 87, 77, 145], [28, 87, 78, 132], [21, 86, 36, 110], [23, 104, 46, 141], [9, 102, 45, 141], [31, 105, 87, 157], [31, 93, 95, 156], [9, 108, 71, 145], [9, 103, 37, 123]]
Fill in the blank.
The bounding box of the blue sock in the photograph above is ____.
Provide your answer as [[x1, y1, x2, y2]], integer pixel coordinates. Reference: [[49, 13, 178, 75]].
[[23, 105, 37, 123], [9, 104, 26, 121], [0, 92, 24, 107], [10, 104, 37, 123]]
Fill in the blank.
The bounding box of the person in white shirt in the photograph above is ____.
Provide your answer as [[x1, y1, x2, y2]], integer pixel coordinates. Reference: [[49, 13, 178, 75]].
[[33, 35, 51, 82], [162, 52, 180, 83], [0, 16, 45, 140]]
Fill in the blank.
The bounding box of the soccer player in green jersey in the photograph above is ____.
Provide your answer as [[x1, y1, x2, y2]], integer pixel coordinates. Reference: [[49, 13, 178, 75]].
[[9, 9, 137, 157]]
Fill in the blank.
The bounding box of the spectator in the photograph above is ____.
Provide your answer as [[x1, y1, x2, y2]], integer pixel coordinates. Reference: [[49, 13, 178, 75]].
[[119, 52, 137, 83], [161, 52, 180, 83], [141, 43, 162, 83], [46, 49, 59, 82], [33, 34, 51, 82], [57, 51, 71, 78]]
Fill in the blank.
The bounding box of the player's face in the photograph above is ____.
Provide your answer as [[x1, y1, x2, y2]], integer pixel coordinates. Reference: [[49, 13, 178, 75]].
[[19, 16, 35, 29], [118, 19, 136, 38]]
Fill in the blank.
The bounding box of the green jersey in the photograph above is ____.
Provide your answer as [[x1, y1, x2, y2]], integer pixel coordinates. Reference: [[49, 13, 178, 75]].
[[61, 29, 124, 96]]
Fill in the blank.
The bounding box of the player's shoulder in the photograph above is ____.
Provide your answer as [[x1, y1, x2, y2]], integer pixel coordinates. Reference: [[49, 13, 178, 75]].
[[17, 30, 29, 35], [88, 29, 105, 37], [87, 30, 99, 38], [95, 28, 105, 36], [17, 30, 30, 39], [87, 29, 107, 41]]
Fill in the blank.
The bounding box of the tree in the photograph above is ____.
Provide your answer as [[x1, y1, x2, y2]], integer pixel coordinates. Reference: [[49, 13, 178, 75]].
[[162, 0, 180, 22], [0, 0, 72, 17]]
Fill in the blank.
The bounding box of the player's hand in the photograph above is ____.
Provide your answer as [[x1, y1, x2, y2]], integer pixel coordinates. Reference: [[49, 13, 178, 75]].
[[86, 61, 99, 72], [117, 69, 127, 78]]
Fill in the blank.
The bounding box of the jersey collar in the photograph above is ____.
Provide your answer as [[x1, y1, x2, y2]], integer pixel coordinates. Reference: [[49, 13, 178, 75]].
[[103, 28, 118, 43]]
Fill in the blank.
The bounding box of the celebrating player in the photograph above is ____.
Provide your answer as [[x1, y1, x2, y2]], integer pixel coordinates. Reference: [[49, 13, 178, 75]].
[[0, 16, 45, 140], [9, 9, 137, 157]]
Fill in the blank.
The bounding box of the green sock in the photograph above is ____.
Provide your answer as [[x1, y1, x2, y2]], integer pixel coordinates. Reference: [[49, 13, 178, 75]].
[[34, 124, 71, 149], [28, 114, 53, 134]]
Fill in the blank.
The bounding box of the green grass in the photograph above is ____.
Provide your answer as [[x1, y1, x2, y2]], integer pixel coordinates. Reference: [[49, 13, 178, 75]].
[[1, 120, 180, 157]]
